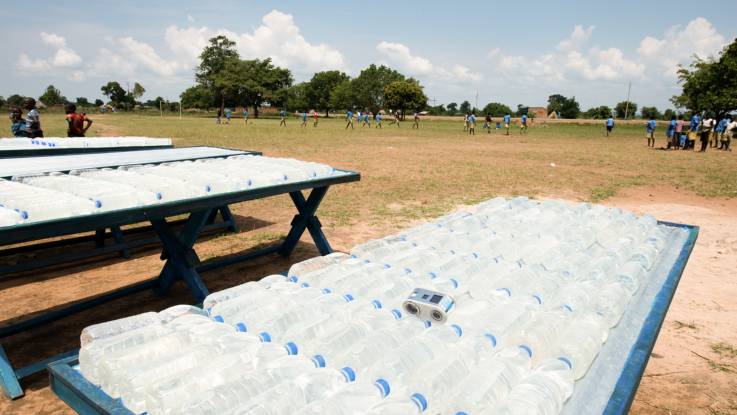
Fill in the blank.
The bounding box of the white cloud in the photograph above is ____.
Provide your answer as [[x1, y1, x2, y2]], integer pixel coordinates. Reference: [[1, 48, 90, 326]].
[[69, 70, 86, 82], [637, 17, 727, 78], [164, 10, 345, 76], [16, 32, 81, 73], [557, 25, 594, 51], [376, 41, 482, 83], [186, 14, 195, 23], [118, 37, 181, 76]]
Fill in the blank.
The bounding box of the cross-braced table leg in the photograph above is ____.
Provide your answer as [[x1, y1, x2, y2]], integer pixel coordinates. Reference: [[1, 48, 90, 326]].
[[279, 186, 332, 256], [151, 209, 212, 303]]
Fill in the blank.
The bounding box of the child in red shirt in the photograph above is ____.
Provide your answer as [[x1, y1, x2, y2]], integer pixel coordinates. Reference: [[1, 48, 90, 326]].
[[65, 103, 93, 137]]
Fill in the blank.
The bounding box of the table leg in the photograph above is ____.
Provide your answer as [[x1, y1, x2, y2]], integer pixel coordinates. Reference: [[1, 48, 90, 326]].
[[279, 186, 332, 256]]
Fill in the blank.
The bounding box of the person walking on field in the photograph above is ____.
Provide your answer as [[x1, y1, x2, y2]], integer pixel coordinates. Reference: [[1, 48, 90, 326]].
[[365, 113, 371, 128], [503, 113, 511, 135], [520, 114, 528, 134], [605, 116, 614, 137], [375, 112, 382, 129], [412, 112, 420, 129], [65, 103, 93, 137], [468, 112, 476, 135], [715, 117, 728, 148], [279, 109, 287, 127], [723, 117, 736, 151], [224, 107, 232, 124], [242, 107, 249, 125], [645, 117, 657, 147], [300, 110, 308, 127], [345, 110, 354, 129], [391, 111, 401, 127], [313, 110, 319, 127], [361, 113, 369, 128], [463, 113, 469, 131]]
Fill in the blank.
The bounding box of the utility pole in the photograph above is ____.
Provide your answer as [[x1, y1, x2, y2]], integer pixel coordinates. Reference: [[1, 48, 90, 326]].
[[159, 100, 163, 118], [179, 102, 182, 119], [624, 82, 632, 120], [475, 91, 479, 111]]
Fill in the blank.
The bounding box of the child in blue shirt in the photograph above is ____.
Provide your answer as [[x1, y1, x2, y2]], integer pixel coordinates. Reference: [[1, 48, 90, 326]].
[[375, 113, 382, 129], [606, 117, 614, 136], [279, 109, 287, 127], [8, 106, 27, 137], [242, 107, 249, 125], [714, 118, 728, 148], [224, 108, 232, 124], [345, 110, 354, 129], [520, 114, 528, 134], [301, 111, 308, 127], [503, 114, 511, 135], [646, 118, 657, 147], [666, 116, 677, 149]]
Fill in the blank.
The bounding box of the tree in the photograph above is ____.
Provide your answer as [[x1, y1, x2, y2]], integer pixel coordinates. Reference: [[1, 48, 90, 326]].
[[426, 104, 446, 115], [101, 81, 128, 106], [94, 99, 104, 107], [39, 84, 66, 106], [662, 108, 677, 120], [180, 85, 213, 110], [583, 106, 613, 119], [7, 95, 25, 107], [671, 39, 737, 116], [76, 97, 90, 107], [287, 82, 309, 111], [640, 106, 661, 119], [615, 101, 637, 119], [330, 80, 356, 112], [131, 82, 146, 102], [446, 102, 458, 115], [305, 71, 349, 117], [459, 100, 472, 114], [196, 35, 240, 115], [351, 64, 405, 113], [547, 94, 580, 118], [482, 102, 513, 117], [384, 79, 428, 119], [515, 105, 529, 117], [0, 96, 5, 108]]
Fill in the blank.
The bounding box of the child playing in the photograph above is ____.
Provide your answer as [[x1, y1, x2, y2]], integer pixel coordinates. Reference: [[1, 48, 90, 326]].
[[468, 113, 476, 135], [364, 113, 371, 128], [605, 117, 614, 137], [8, 106, 27, 137], [279, 109, 287, 127], [483, 114, 492, 133], [412, 112, 419, 129], [23, 98, 43, 137], [345, 110, 354, 129], [645, 117, 656, 147], [301, 110, 308, 127], [715, 117, 728, 148], [375, 112, 382, 129], [503, 113, 511, 135], [674, 115, 684, 149], [224, 108, 232, 124], [242, 107, 249, 125], [666, 115, 676, 149], [520, 114, 528, 134], [463, 114, 468, 132], [65, 103, 93, 137], [313, 111, 319, 127]]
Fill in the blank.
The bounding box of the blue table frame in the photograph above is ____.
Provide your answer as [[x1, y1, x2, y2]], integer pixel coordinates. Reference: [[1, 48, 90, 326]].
[[0, 169, 360, 400], [44, 221, 697, 415], [0, 144, 173, 159]]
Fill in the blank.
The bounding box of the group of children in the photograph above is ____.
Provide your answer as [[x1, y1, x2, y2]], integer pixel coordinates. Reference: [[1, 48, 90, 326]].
[[7, 98, 93, 138], [646, 113, 735, 152], [468, 113, 528, 135], [344, 110, 410, 130]]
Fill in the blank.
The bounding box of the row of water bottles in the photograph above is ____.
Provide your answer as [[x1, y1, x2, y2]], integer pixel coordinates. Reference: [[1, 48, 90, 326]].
[[0, 155, 342, 228], [76, 197, 678, 414], [0, 136, 172, 149]]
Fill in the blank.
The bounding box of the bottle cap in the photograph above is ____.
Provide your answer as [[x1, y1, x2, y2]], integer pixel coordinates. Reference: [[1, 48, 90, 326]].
[[340, 367, 356, 382], [410, 393, 428, 412], [374, 378, 391, 397]]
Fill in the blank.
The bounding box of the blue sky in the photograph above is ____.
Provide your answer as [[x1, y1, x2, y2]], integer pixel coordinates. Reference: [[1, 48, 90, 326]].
[[1, 0, 735, 110]]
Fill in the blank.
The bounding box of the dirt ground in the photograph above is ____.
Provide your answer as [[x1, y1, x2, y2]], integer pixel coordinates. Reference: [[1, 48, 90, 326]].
[[0, 186, 734, 414]]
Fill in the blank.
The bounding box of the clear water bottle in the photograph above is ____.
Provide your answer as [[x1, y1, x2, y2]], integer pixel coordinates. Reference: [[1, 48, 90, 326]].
[[492, 358, 574, 415]]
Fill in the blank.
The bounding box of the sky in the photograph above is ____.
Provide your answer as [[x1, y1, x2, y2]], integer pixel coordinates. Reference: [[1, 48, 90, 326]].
[[1, 0, 736, 110]]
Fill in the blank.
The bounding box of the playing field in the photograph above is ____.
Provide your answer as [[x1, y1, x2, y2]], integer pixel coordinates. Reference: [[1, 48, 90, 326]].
[[1, 113, 736, 414]]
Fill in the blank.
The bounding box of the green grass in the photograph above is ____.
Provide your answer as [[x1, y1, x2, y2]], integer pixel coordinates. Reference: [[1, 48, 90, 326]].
[[35, 112, 737, 229]]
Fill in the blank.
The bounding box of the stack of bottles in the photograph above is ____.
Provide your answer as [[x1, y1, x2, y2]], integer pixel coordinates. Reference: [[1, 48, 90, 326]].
[[77, 197, 685, 414], [0, 155, 343, 228], [0, 137, 171, 149]]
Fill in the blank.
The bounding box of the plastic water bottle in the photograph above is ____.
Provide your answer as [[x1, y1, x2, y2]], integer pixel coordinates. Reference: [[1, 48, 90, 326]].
[[492, 358, 574, 415], [80, 312, 161, 347], [550, 312, 608, 379], [364, 393, 430, 414]]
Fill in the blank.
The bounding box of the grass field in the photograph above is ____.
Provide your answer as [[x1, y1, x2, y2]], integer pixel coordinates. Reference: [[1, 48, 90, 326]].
[[41, 113, 737, 230], [1, 113, 736, 415]]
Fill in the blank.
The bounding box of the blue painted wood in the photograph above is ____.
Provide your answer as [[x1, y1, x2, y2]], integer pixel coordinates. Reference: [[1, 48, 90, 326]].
[[109, 227, 129, 259], [48, 357, 134, 415], [279, 187, 332, 256], [602, 222, 699, 415], [0, 145, 173, 159], [15, 349, 79, 379], [219, 206, 238, 233], [0, 345, 23, 399]]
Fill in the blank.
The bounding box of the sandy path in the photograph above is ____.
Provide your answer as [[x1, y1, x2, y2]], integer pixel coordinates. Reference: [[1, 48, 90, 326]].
[[0, 185, 735, 414]]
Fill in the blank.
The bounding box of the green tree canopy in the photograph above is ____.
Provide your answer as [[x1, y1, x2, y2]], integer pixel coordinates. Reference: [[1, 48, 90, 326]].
[[100, 81, 129, 107], [305, 70, 349, 117], [0, 96, 5, 108], [180, 85, 214, 110], [583, 106, 613, 119], [614, 101, 637, 119], [426, 104, 446, 115], [482, 102, 513, 117], [75, 97, 90, 107], [671, 38, 737, 116], [330, 80, 356, 112], [663, 108, 677, 120], [131, 82, 146, 102], [459, 101, 472, 114], [446, 102, 458, 115], [351, 64, 405, 113], [515, 105, 529, 116], [287, 82, 309, 111], [94, 99, 104, 107], [39, 84, 66, 106], [547, 94, 580, 118], [196, 35, 240, 115], [7, 95, 25, 107], [383, 79, 428, 118], [640, 106, 661, 119]]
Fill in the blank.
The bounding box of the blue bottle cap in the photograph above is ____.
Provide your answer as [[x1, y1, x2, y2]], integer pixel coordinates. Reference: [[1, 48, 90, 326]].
[[284, 342, 298, 355], [410, 393, 428, 412], [340, 367, 356, 382], [311, 354, 326, 368], [374, 378, 391, 397], [235, 322, 247, 332], [259, 332, 271, 342]]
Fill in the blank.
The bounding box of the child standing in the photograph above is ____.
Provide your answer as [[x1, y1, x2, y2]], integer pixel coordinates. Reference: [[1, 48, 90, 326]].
[[65, 103, 93, 137], [412, 112, 419, 129], [23, 98, 43, 138], [605, 117, 614, 136], [715, 117, 728, 148], [646, 117, 656, 147], [666, 115, 676, 149], [313, 111, 319, 127], [301, 110, 308, 127], [345, 110, 354, 129], [279, 109, 287, 127], [520, 114, 528, 134], [468, 113, 476, 135], [364, 113, 371, 128], [8, 106, 27, 137], [674, 115, 684, 148], [503, 113, 511, 135], [375, 112, 382, 129], [463, 114, 469, 131], [224, 108, 232, 124], [483, 114, 492, 133], [242, 107, 249, 125]]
